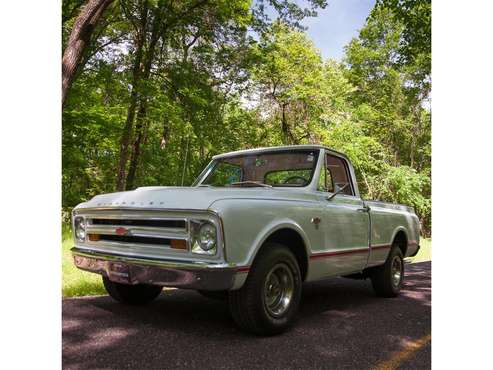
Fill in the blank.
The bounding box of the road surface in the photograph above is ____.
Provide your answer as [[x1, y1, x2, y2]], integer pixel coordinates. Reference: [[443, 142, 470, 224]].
[[63, 261, 431, 369]]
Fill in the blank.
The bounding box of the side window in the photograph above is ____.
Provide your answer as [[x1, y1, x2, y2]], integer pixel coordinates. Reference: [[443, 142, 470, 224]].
[[317, 161, 327, 191], [326, 154, 353, 196], [317, 161, 335, 192], [326, 167, 334, 192]]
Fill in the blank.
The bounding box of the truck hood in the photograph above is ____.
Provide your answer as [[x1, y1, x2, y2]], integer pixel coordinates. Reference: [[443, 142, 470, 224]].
[[76, 186, 317, 211]]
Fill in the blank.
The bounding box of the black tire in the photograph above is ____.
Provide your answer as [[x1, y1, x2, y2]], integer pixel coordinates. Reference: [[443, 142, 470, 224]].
[[197, 290, 228, 300], [102, 276, 162, 305], [229, 243, 302, 336], [370, 246, 404, 297]]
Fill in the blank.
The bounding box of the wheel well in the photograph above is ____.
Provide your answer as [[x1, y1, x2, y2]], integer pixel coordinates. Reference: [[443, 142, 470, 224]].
[[393, 230, 408, 256], [262, 228, 308, 281]]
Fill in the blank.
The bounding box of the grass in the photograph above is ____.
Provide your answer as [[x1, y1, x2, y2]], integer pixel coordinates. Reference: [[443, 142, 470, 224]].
[[406, 238, 431, 264], [62, 226, 105, 297], [62, 224, 432, 298]]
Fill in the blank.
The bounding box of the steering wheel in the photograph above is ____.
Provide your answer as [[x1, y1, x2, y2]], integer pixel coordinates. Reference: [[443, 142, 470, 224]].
[[282, 175, 308, 185]]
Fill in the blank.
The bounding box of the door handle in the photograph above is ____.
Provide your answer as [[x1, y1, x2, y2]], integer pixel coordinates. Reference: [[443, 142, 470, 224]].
[[357, 205, 370, 212]]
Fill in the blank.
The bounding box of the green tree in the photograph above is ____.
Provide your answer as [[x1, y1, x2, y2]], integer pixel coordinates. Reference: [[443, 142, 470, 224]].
[[344, 4, 431, 233], [62, 0, 115, 106], [252, 22, 326, 144], [61, 0, 431, 235], [376, 0, 431, 81]]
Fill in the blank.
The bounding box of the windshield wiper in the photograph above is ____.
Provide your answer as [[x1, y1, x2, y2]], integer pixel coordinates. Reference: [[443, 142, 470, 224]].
[[230, 181, 273, 188], [197, 184, 213, 188]]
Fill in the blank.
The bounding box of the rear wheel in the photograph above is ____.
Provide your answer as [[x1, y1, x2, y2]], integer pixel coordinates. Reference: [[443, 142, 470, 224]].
[[370, 246, 404, 297], [102, 276, 162, 305], [229, 243, 302, 336]]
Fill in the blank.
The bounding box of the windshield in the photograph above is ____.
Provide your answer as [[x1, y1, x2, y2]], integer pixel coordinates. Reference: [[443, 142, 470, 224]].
[[196, 150, 319, 188]]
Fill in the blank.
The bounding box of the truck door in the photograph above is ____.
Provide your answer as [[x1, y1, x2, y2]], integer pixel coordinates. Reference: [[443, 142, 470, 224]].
[[314, 153, 370, 276]]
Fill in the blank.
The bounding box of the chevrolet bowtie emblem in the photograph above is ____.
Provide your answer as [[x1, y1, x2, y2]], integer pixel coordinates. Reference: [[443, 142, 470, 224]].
[[115, 227, 130, 236]]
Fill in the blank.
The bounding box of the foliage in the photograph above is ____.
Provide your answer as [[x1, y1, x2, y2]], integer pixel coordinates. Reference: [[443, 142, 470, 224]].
[[343, 5, 431, 232], [379, 166, 431, 219], [62, 225, 106, 297], [251, 22, 325, 144], [376, 0, 431, 78], [62, 0, 431, 234]]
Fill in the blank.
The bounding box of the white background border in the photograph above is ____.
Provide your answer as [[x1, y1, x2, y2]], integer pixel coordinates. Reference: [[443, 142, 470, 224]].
[[433, 0, 493, 367], [0, 1, 61, 368], [1, 0, 493, 368]]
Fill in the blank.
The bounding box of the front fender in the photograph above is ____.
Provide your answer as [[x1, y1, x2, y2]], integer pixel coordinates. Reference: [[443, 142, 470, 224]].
[[245, 219, 312, 267], [209, 198, 321, 268]]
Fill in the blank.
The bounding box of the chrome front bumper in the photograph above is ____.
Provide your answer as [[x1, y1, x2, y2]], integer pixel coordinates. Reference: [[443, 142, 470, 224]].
[[71, 248, 239, 291]]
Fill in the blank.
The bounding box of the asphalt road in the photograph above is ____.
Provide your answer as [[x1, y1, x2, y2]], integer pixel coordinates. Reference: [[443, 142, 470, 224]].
[[63, 261, 431, 370]]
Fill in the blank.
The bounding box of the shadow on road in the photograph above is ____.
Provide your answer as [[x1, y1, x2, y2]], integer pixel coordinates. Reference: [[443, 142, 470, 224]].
[[63, 262, 431, 370]]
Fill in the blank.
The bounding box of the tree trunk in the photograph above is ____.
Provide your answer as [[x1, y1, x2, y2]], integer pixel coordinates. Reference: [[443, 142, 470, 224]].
[[160, 115, 170, 149], [409, 104, 422, 169], [175, 136, 186, 185], [281, 103, 288, 144], [62, 0, 113, 106], [125, 10, 163, 190], [125, 104, 148, 190], [122, 0, 212, 189], [280, 103, 295, 144], [115, 1, 149, 191]]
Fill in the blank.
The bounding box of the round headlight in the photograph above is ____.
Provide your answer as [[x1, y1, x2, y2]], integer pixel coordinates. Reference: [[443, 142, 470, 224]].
[[74, 216, 86, 242], [198, 223, 216, 251]]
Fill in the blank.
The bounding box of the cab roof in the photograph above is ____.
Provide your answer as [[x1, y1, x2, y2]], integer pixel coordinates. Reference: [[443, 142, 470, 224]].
[[212, 145, 349, 161]]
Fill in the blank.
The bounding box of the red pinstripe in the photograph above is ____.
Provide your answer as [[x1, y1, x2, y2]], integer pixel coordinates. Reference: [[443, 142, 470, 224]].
[[310, 244, 391, 260], [237, 243, 397, 271]]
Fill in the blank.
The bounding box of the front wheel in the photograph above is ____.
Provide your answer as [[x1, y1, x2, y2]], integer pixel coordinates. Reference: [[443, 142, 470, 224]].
[[229, 243, 302, 336], [370, 246, 404, 297], [102, 276, 162, 305]]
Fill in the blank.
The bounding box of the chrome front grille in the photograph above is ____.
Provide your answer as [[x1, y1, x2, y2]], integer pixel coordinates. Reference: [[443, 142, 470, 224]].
[[86, 215, 187, 250], [73, 208, 223, 261], [98, 234, 174, 246], [86, 218, 188, 242], [91, 218, 186, 229]]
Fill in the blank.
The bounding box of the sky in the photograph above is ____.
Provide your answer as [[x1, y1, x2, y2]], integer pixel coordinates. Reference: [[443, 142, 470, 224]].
[[300, 0, 375, 61]]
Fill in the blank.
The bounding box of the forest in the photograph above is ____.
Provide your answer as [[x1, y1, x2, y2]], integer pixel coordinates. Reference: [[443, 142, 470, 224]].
[[62, 0, 431, 235]]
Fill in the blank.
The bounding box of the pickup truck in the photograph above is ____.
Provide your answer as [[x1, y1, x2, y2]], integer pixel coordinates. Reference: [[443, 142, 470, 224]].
[[71, 145, 420, 335]]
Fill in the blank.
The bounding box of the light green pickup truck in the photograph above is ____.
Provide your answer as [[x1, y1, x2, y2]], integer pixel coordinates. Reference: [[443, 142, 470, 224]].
[[72, 145, 420, 335]]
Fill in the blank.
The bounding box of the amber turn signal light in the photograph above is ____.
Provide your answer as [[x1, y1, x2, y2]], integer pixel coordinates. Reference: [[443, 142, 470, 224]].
[[170, 239, 187, 250], [88, 234, 100, 241]]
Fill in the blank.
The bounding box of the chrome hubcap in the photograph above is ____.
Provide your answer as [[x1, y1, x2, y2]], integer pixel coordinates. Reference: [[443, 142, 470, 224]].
[[391, 256, 403, 287], [263, 263, 294, 317]]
